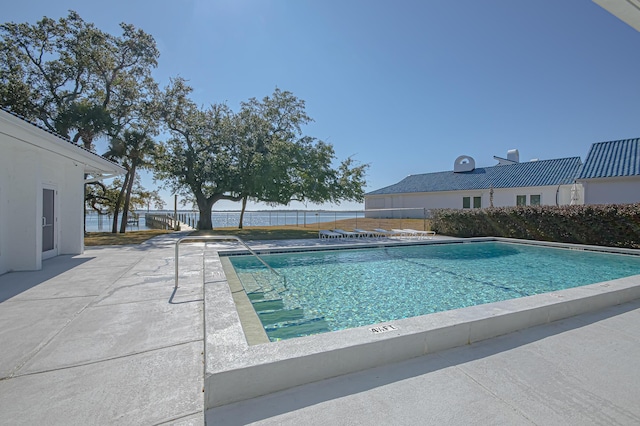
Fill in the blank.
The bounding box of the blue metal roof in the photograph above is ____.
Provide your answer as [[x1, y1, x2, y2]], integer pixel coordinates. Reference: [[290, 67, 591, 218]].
[[366, 157, 582, 195], [577, 138, 640, 179]]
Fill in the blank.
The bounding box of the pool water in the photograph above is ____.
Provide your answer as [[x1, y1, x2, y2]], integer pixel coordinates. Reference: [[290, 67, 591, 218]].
[[228, 242, 640, 340]]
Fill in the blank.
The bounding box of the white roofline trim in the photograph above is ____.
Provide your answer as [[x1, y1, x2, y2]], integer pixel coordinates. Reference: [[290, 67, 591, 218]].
[[593, 0, 640, 32], [85, 173, 121, 183], [0, 109, 126, 176]]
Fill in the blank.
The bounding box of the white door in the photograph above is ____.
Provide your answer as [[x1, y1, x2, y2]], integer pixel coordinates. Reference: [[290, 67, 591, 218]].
[[42, 187, 57, 260]]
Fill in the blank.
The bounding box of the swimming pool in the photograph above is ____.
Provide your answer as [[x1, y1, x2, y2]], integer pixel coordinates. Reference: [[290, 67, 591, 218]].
[[206, 237, 640, 408], [229, 241, 640, 341]]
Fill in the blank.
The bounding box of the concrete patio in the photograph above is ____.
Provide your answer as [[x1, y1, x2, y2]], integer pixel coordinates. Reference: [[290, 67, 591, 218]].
[[0, 232, 205, 425], [1, 233, 639, 425], [208, 298, 640, 425]]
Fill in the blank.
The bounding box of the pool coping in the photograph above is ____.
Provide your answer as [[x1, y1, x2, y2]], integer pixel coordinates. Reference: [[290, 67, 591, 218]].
[[204, 237, 640, 409]]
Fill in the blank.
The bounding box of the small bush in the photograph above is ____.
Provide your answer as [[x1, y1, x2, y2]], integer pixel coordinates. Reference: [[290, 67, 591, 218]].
[[431, 204, 640, 248]]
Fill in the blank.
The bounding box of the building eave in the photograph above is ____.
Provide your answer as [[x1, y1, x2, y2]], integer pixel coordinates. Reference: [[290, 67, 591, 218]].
[[593, 0, 640, 31], [0, 108, 126, 176]]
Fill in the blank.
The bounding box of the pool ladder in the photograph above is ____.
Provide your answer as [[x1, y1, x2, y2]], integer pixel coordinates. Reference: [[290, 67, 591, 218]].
[[174, 235, 279, 288]]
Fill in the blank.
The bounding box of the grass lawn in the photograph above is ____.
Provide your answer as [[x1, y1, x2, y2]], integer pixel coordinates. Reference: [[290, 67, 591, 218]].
[[85, 218, 432, 246], [84, 230, 172, 246]]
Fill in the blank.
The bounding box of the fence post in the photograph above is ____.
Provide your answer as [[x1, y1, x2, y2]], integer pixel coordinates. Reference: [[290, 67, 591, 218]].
[[173, 194, 178, 231], [424, 208, 427, 231]]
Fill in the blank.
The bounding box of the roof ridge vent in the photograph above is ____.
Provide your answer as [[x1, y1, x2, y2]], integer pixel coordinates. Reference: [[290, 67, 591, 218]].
[[454, 155, 475, 173]]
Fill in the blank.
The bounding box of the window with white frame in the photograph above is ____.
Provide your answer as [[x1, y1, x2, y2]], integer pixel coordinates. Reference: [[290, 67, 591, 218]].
[[530, 194, 541, 205], [463, 196, 482, 209]]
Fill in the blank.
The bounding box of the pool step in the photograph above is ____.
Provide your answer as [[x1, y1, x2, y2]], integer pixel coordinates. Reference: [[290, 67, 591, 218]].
[[254, 273, 285, 295], [258, 308, 304, 325], [265, 317, 330, 341], [251, 298, 285, 312], [247, 292, 265, 301], [238, 273, 263, 294]]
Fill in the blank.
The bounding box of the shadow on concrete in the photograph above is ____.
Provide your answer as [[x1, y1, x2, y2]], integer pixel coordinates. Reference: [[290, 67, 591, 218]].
[[207, 299, 640, 425], [0, 255, 94, 303], [168, 286, 204, 305]]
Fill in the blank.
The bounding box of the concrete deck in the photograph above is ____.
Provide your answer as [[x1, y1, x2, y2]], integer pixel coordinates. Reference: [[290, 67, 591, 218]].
[[0, 232, 205, 425], [1, 233, 640, 425], [207, 298, 640, 425]]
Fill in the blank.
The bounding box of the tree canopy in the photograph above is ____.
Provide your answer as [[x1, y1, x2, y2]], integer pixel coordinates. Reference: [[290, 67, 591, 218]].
[[153, 78, 243, 229], [155, 80, 368, 230], [1, 11, 161, 233], [0, 11, 159, 149], [85, 177, 164, 216], [2, 12, 368, 232], [105, 129, 157, 232]]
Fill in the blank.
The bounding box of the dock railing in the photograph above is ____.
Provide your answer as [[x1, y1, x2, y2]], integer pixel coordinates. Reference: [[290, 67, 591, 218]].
[[145, 213, 178, 230]]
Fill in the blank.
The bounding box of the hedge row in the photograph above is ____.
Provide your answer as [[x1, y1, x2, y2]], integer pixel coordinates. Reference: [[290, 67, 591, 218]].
[[430, 204, 640, 248]]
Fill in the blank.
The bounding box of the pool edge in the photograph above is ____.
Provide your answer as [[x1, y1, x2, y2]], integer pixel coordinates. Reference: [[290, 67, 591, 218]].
[[204, 238, 640, 409]]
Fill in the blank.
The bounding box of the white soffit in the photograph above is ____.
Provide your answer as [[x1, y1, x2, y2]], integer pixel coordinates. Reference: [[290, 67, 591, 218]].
[[594, 0, 640, 31], [0, 109, 126, 177]]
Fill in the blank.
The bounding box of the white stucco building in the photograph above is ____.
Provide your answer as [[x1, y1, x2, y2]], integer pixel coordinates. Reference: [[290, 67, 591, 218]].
[[576, 138, 640, 204], [365, 139, 640, 218], [0, 108, 125, 274], [365, 150, 583, 218]]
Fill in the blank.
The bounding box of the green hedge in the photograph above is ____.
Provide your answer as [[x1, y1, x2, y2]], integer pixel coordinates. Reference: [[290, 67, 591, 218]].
[[431, 204, 640, 248]]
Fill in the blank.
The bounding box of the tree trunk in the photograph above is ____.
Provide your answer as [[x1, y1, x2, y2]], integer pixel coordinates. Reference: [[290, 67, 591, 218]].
[[238, 196, 248, 229], [119, 164, 137, 233], [112, 171, 129, 233], [195, 195, 215, 230]]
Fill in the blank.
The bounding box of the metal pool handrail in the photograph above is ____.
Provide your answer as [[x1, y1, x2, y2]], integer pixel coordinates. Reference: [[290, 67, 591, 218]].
[[174, 235, 279, 288]]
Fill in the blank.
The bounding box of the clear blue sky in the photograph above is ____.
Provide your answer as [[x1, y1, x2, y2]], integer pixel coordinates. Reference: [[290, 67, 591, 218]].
[[4, 0, 640, 210]]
